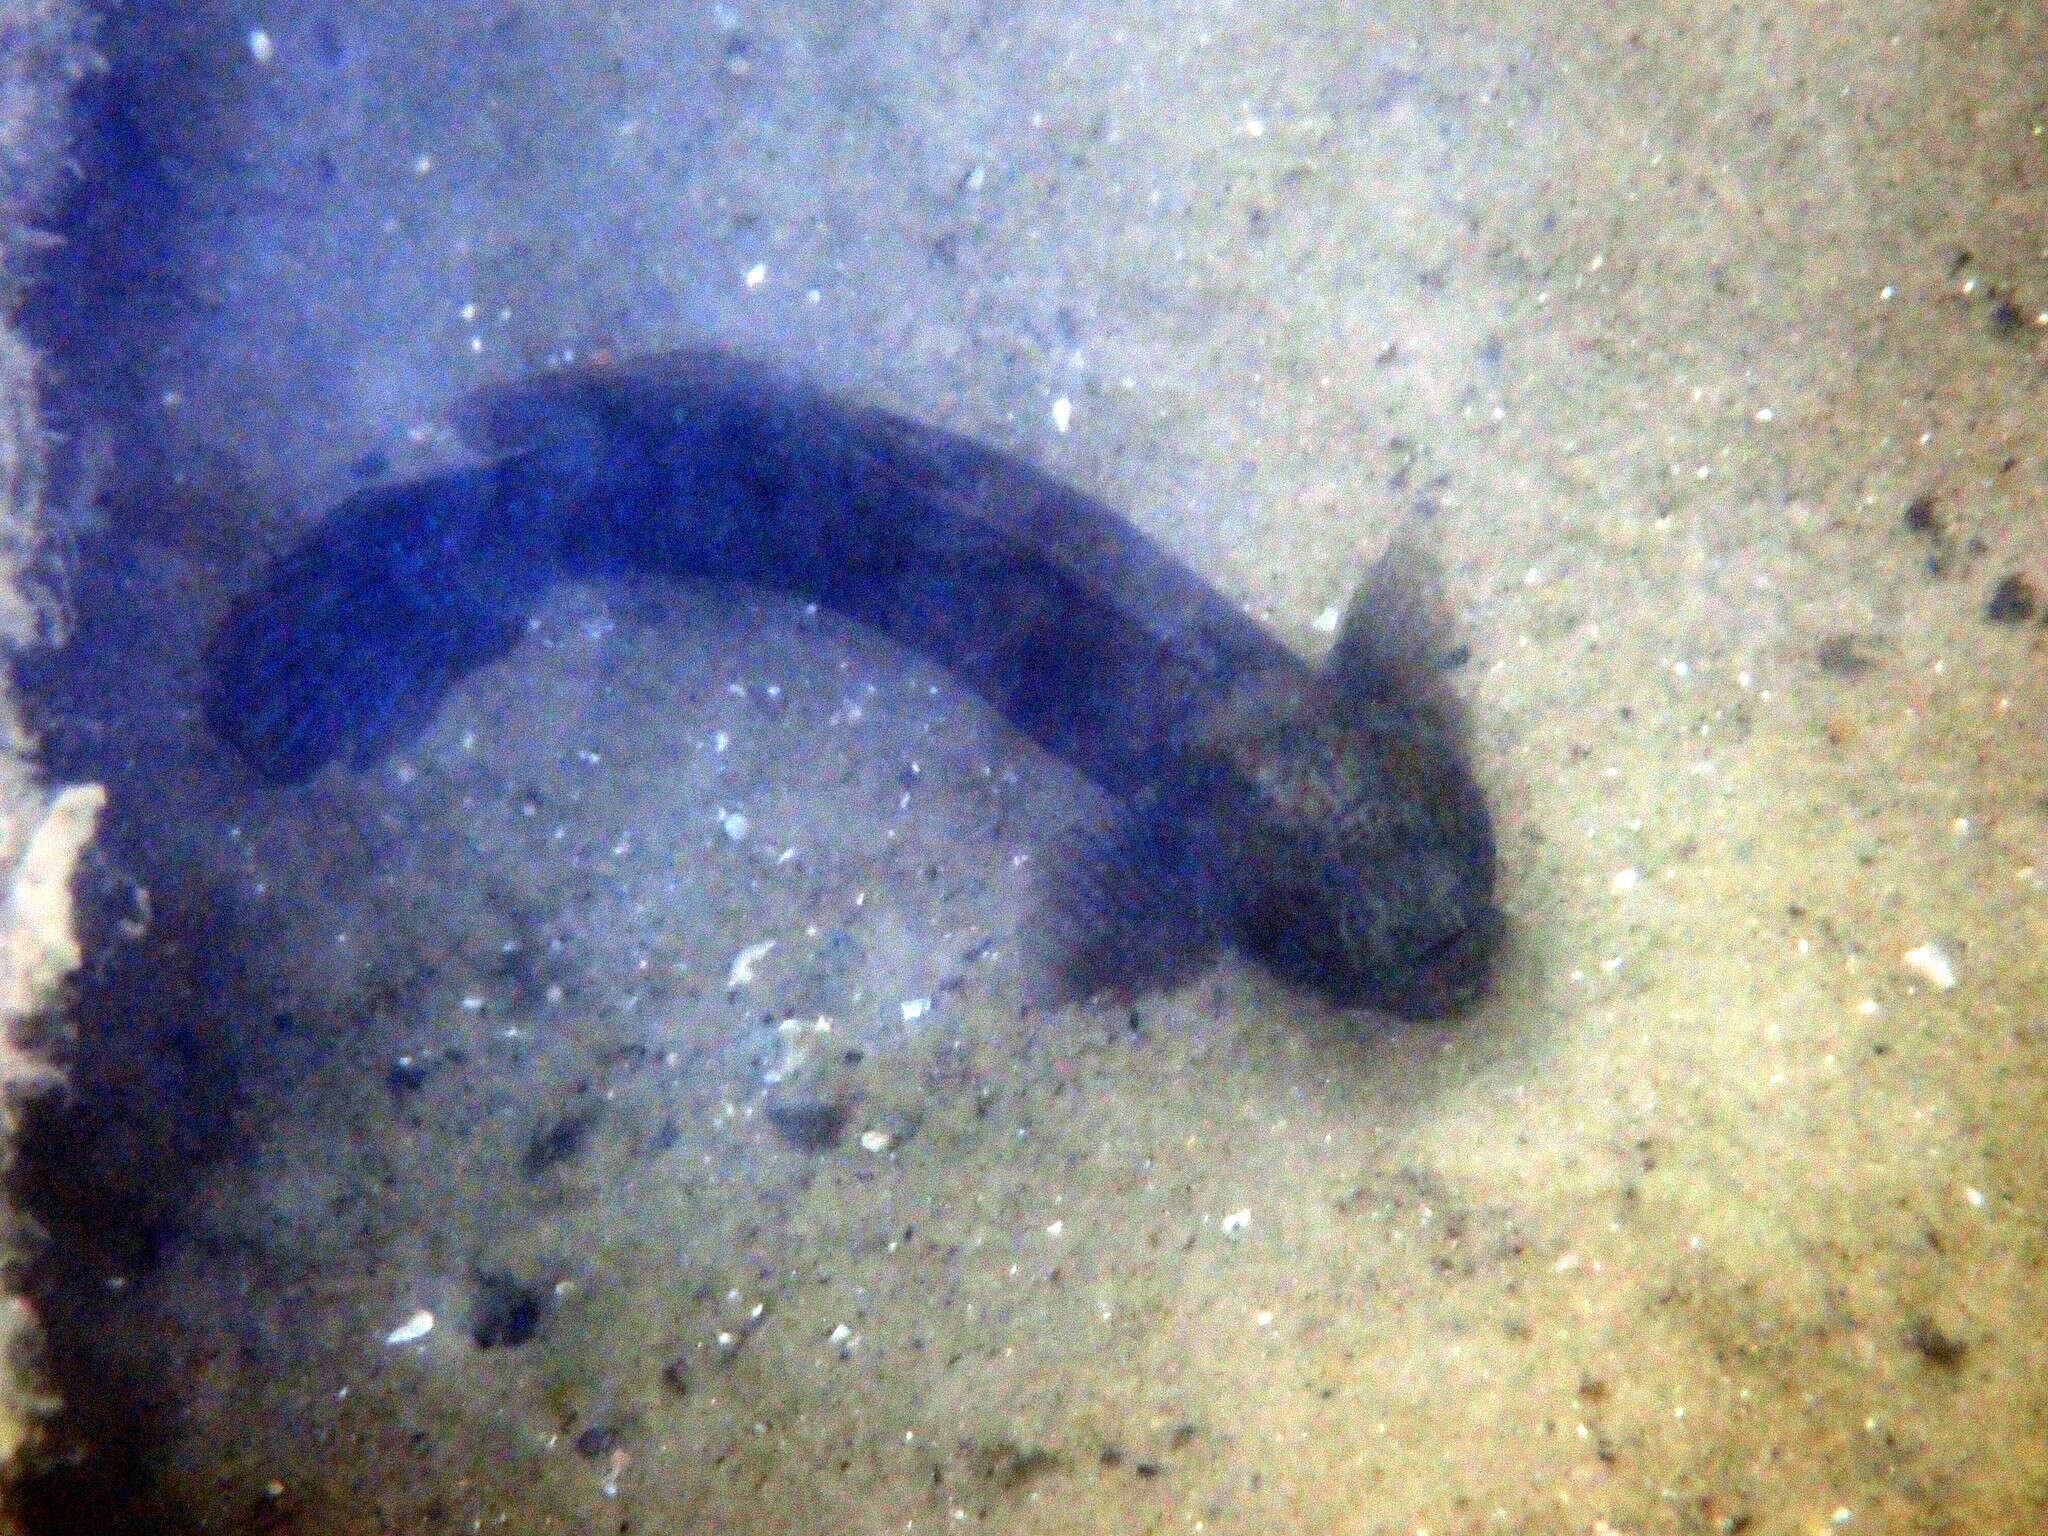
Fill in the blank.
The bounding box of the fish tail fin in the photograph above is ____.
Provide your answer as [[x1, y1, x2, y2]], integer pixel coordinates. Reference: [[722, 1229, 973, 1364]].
[[204, 458, 564, 782]]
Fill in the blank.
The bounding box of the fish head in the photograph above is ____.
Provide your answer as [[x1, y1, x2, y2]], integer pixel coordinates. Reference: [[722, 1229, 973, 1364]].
[[1178, 684, 1499, 1018]]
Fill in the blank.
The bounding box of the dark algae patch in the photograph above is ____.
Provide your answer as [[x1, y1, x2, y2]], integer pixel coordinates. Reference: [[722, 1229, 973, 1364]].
[[959, 1437, 1064, 1491], [765, 1096, 850, 1152], [1983, 572, 2037, 624], [471, 1271, 543, 1349], [1903, 1316, 1969, 1369], [1815, 633, 1878, 679], [205, 350, 1499, 1017], [522, 1104, 599, 1176]]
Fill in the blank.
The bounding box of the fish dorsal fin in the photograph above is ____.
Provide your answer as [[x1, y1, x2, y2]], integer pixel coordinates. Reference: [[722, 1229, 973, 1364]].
[[1323, 534, 1469, 735]]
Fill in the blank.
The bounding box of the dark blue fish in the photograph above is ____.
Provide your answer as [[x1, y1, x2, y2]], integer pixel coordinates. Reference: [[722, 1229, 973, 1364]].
[[207, 350, 1498, 1017]]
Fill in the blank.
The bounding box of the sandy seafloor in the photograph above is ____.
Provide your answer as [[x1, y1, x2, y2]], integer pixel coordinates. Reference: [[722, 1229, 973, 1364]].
[[10, 0, 2046, 1530]]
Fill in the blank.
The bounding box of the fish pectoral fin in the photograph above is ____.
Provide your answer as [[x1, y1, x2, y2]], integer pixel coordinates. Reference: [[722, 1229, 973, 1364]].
[[1019, 801, 1221, 1008]]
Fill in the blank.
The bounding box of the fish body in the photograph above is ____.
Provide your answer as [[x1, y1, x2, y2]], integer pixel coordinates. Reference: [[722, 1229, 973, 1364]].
[[208, 350, 1498, 1017]]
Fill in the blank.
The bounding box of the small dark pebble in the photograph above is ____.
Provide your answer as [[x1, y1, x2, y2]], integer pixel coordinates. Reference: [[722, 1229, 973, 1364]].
[[1984, 572, 2037, 624], [766, 1096, 849, 1152], [1989, 297, 2026, 338], [660, 1357, 690, 1396], [1134, 1462, 1161, 1479], [472, 1272, 542, 1349], [1904, 1316, 1969, 1367], [1902, 494, 1942, 535], [386, 1057, 430, 1096], [574, 1424, 622, 1459], [351, 448, 391, 481]]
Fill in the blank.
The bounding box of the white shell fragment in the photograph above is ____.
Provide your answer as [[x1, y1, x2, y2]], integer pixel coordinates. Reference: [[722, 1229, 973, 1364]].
[[1050, 396, 1072, 433], [859, 1128, 894, 1154], [727, 939, 776, 989], [384, 1308, 435, 1346], [1901, 943, 1957, 990], [1220, 1208, 1252, 1238]]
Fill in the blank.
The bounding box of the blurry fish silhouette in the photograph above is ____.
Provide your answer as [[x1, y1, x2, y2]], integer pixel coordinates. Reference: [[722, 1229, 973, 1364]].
[[206, 350, 1499, 1017]]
